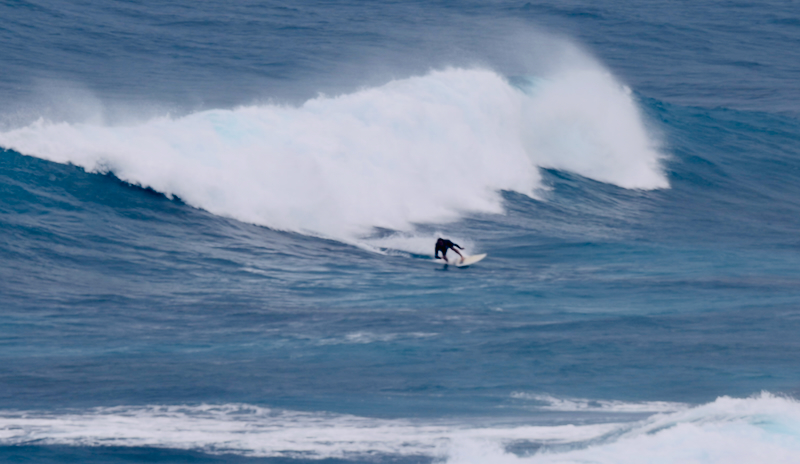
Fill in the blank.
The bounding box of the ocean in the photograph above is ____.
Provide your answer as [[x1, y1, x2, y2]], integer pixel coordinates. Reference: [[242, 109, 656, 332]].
[[2, 1, 800, 462]]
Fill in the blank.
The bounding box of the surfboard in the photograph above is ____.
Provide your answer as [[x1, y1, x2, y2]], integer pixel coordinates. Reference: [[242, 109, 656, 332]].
[[456, 253, 487, 267], [434, 253, 487, 267]]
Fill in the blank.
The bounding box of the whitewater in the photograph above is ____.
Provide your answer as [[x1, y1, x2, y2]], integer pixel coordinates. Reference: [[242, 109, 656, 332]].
[[2, 394, 799, 463], [0, 64, 666, 250]]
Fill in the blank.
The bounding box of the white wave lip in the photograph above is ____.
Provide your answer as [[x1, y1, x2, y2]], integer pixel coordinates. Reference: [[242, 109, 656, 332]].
[[1, 394, 800, 463], [0, 65, 666, 249]]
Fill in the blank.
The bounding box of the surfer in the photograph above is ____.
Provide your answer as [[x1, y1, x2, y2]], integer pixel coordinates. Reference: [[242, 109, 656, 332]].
[[435, 238, 464, 263]]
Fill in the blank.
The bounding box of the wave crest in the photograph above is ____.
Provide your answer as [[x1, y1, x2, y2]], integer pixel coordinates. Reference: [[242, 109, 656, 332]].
[[0, 66, 666, 249]]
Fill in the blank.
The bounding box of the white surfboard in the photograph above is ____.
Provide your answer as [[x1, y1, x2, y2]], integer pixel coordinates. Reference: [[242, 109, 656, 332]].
[[456, 253, 487, 267], [434, 253, 487, 267]]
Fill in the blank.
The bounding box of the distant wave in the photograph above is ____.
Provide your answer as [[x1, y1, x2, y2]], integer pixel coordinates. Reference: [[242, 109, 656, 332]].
[[511, 392, 689, 413], [1, 393, 798, 463], [0, 63, 666, 252]]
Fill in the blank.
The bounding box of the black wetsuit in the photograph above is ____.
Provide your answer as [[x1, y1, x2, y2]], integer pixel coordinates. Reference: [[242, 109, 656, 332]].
[[435, 238, 462, 260]]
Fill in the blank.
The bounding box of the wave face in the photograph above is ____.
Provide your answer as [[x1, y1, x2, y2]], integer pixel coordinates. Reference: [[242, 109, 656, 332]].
[[0, 66, 665, 247], [1, 394, 799, 463]]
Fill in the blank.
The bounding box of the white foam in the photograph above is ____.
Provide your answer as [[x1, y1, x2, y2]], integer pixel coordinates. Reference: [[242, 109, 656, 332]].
[[1, 394, 799, 463], [0, 63, 667, 253], [511, 392, 689, 413], [363, 230, 475, 256], [448, 393, 800, 464], [0, 403, 615, 459]]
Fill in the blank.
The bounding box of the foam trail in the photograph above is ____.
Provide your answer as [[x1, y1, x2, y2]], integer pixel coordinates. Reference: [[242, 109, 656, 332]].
[[1, 394, 799, 462], [0, 65, 667, 251]]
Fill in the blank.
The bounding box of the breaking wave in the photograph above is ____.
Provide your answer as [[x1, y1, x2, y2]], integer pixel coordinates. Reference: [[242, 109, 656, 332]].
[[1, 394, 798, 463], [0, 63, 666, 252]]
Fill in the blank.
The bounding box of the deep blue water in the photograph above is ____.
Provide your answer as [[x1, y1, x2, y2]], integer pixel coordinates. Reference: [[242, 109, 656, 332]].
[[2, 1, 800, 463]]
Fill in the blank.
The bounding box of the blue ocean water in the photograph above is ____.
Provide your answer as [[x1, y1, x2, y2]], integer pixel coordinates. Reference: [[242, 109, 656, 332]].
[[2, 1, 800, 462]]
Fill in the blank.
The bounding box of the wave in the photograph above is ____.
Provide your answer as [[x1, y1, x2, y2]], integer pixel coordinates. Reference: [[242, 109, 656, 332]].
[[0, 403, 611, 460], [1, 394, 798, 462], [0, 63, 666, 252], [511, 392, 689, 413], [455, 392, 800, 464]]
